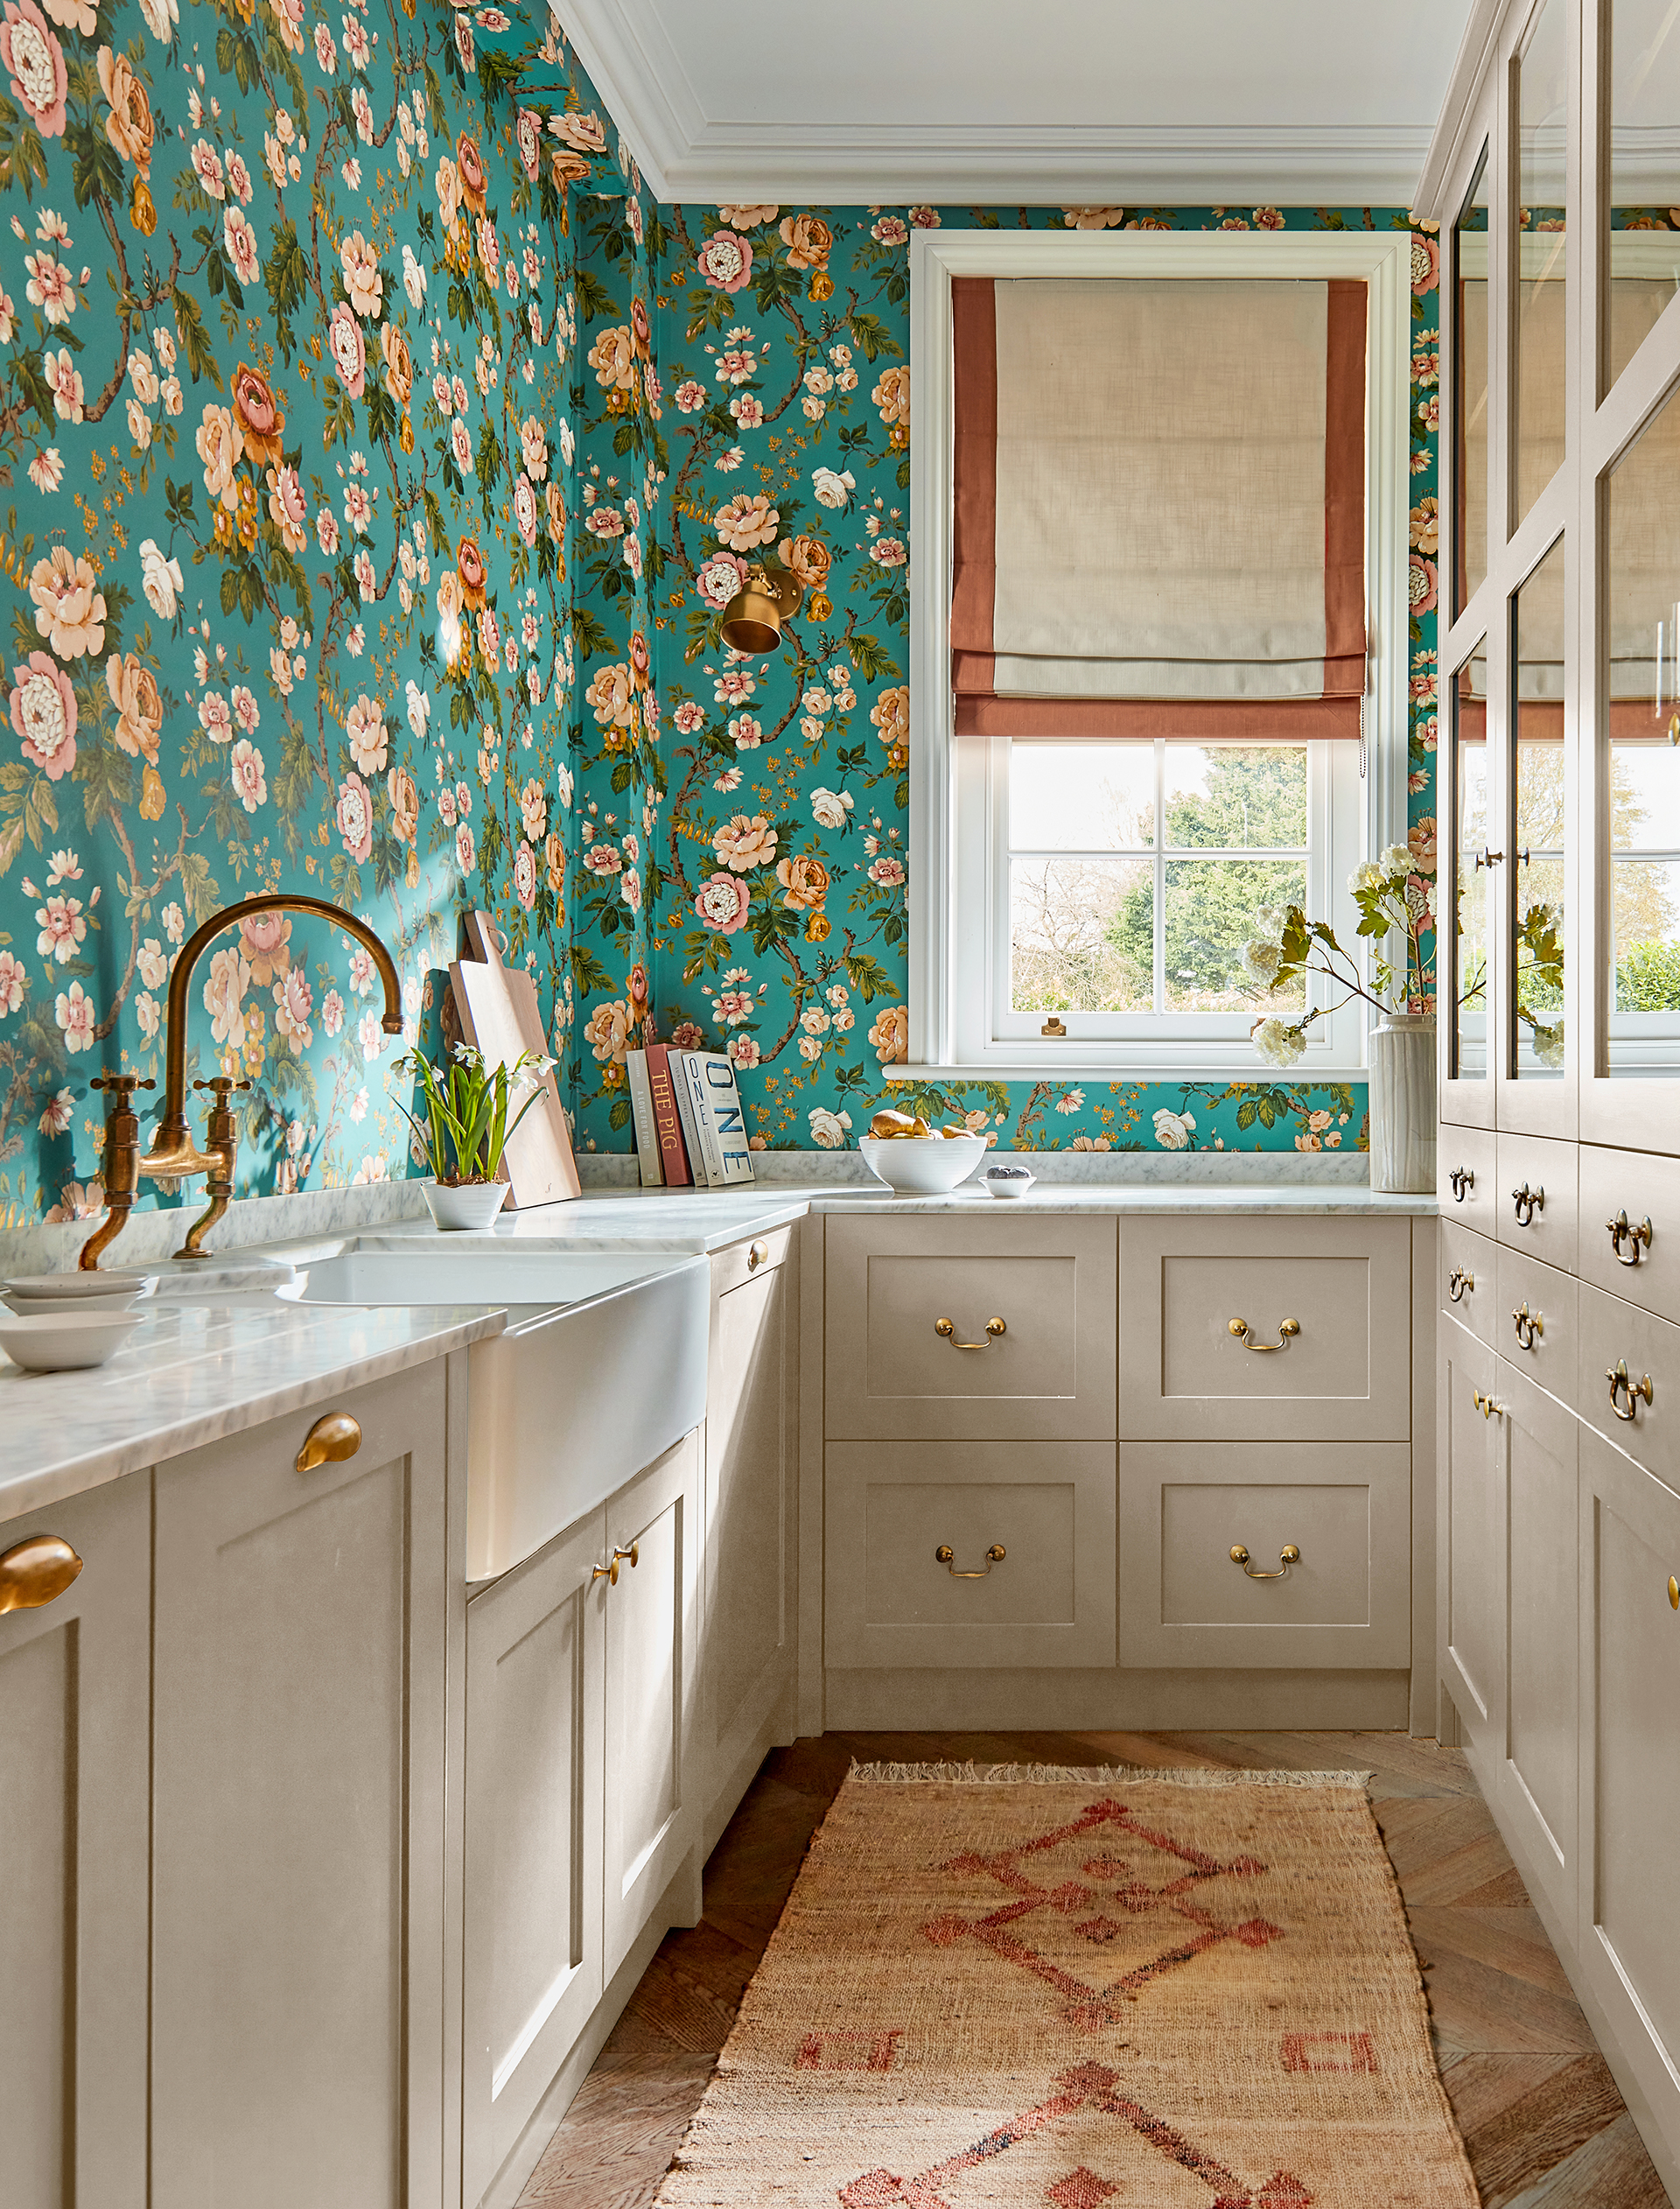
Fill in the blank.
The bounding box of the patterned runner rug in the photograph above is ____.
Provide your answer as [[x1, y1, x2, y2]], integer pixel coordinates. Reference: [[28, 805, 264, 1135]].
[[653, 1763, 1479, 2208]]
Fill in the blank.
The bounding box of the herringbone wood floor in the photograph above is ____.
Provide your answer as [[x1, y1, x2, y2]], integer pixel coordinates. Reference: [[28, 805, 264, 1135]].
[[516, 1731, 1672, 2209]]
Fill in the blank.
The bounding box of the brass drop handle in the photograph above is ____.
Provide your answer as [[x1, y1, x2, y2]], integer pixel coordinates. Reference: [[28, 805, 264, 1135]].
[[1511, 1301, 1544, 1351], [613, 1541, 639, 1571], [0, 1533, 84, 1614], [1448, 1167, 1474, 1202], [296, 1410, 361, 1473], [1512, 1182, 1545, 1226], [746, 1239, 770, 1272], [935, 1316, 1006, 1350], [1473, 1388, 1504, 1420], [1448, 1266, 1474, 1302], [1607, 1359, 1654, 1423], [592, 1556, 619, 1586], [1607, 1211, 1654, 1268], [934, 1543, 1005, 1577], [1228, 1316, 1300, 1352], [1230, 1543, 1300, 1580]]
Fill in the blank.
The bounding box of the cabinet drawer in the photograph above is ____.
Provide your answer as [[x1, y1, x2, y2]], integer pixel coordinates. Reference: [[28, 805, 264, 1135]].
[[1494, 1245, 1577, 1404], [823, 1441, 1115, 1668], [1118, 1216, 1410, 1440], [1117, 1442, 1410, 1669], [1439, 1122, 1498, 1238], [1578, 1145, 1680, 1323], [823, 1216, 1116, 1440], [1441, 1219, 1497, 1348], [711, 1220, 794, 1298], [1577, 1282, 1680, 1497], [1495, 1132, 1578, 1270]]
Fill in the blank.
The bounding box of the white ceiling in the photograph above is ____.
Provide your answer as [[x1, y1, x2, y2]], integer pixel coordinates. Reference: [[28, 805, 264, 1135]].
[[559, 0, 1482, 208]]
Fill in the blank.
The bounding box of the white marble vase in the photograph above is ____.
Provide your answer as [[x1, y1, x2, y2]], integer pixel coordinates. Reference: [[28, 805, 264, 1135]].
[[1368, 1013, 1437, 1193]]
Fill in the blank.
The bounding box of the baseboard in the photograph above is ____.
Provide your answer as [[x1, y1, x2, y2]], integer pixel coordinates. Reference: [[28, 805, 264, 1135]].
[[822, 1667, 1413, 1732], [703, 1676, 799, 1858], [475, 1851, 702, 2209]]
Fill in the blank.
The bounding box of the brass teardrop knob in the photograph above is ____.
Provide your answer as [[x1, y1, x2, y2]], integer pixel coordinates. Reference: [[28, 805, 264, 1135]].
[[296, 1410, 362, 1472], [0, 1533, 84, 1614]]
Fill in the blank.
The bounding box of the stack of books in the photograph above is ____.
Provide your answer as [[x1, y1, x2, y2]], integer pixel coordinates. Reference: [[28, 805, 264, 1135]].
[[625, 1046, 755, 1188]]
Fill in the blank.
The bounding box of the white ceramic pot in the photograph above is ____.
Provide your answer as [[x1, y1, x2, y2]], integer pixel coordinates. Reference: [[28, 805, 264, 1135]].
[[1368, 1014, 1437, 1193], [423, 1178, 508, 1231]]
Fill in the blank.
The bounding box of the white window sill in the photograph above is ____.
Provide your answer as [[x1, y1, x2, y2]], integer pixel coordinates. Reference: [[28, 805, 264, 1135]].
[[884, 1063, 1372, 1085]]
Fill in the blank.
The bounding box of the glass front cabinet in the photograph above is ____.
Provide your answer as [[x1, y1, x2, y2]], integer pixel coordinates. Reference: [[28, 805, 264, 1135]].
[[1438, 0, 1680, 1151]]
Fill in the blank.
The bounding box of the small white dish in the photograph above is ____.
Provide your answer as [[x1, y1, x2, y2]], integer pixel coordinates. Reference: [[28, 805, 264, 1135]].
[[858, 1133, 986, 1196], [4, 1285, 144, 1316], [5, 1269, 153, 1301], [0, 1310, 144, 1372], [981, 1165, 1036, 1199]]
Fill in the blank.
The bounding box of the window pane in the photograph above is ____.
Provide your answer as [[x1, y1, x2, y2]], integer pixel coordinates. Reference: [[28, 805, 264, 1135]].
[[1161, 745, 1307, 850], [1009, 859, 1152, 1011], [1454, 147, 1489, 612], [1607, 389, 1680, 1069], [1608, 0, 1680, 390], [1008, 744, 1154, 851], [1515, 0, 1568, 528], [1452, 646, 1489, 1080], [1162, 859, 1306, 1012], [1512, 537, 1566, 1077]]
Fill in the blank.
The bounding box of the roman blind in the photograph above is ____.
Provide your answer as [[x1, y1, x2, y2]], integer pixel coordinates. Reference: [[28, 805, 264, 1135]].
[[952, 275, 1368, 737]]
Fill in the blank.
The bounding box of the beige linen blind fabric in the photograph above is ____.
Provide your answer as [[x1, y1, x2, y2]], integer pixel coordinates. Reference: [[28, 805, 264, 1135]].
[[952, 275, 1368, 737]]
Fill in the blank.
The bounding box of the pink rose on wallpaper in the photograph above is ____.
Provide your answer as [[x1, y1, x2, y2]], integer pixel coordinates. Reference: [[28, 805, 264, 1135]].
[[10, 652, 77, 779], [697, 229, 753, 293], [514, 840, 537, 910], [714, 493, 780, 551], [514, 106, 541, 179], [327, 302, 365, 396], [1409, 552, 1438, 615], [3, 0, 68, 138], [456, 821, 476, 874], [671, 699, 704, 734], [694, 873, 750, 933], [1411, 231, 1439, 295], [336, 771, 374, 862], [696, 551, 747, 611], [553, 109, 606, 155]]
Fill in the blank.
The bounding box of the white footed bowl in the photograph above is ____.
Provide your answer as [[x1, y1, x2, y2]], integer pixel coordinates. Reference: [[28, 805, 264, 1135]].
[[858, 1133, 986, 1195], [6, 1269, 154, 1301], [981, 1165, 1036, 1199], [0, 1310, 143, 1372]]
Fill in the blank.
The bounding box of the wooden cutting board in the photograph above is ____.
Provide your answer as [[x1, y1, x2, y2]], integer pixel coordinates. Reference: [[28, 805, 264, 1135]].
[[448, 912, 580, 1208]]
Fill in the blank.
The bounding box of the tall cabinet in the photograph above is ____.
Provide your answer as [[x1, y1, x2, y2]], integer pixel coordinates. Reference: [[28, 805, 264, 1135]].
[[1424, 0, 1680, 2195]]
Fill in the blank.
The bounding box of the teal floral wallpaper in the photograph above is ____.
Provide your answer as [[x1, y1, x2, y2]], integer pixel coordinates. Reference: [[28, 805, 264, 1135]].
[[0, 0, 1440, 1222]]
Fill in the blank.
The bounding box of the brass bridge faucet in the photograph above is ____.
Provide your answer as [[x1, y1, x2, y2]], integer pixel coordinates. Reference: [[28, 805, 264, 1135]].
[[79, 894, 403, 1270]]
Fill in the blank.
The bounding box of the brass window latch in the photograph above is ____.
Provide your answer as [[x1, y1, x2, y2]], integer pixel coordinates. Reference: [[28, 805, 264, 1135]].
[[1474, 848, 1504, 869], [1040, 1017, 1068, 1038], [1607, 1210, 1654, 1268]]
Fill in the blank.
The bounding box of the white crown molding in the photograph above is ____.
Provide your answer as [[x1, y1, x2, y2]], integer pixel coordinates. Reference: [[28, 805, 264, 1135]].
[[556, 4, 1434, 208], [1412, 0, 1506, 221]]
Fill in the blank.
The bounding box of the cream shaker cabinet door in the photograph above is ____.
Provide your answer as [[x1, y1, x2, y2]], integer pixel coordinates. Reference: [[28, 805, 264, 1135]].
[[462, 1507, 606, 2209], [1579, 1427, 1680, 2161], [1491, 1362, 1578, 1928], [1439, 1322, 1502, 1751], [150, 1367, 450, 2209], [704, 1229, 796, 1850], [603, 1431, 700, 1984], [0, 1474, 150, 2209]]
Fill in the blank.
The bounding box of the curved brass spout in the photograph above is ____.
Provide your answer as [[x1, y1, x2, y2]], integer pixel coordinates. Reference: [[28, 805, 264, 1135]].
[[144, 894, 403, 1177]]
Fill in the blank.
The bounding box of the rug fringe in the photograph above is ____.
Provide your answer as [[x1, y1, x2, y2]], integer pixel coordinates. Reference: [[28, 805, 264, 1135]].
[[845, 1759, 1375, 1788]]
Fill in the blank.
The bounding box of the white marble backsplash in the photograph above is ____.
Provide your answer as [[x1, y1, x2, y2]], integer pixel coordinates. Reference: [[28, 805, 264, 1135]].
[[0, 1176, 430, 1280], [576, 1147, 1372, 1189]]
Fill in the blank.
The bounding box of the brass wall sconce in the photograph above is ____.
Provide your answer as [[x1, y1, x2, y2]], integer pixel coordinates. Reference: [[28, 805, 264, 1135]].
[[720, 564, 804, 655]]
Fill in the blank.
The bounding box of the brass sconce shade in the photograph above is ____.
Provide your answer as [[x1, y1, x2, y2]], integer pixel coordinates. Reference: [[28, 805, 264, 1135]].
[[720, 564, 804, 655]]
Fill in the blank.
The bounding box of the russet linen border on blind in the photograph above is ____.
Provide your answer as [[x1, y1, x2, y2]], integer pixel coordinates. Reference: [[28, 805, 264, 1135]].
[[951, 274, 1368, 738]]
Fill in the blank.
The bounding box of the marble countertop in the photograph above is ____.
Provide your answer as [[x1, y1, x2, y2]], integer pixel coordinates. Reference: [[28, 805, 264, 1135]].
[[0, 1301, 504, 1524]]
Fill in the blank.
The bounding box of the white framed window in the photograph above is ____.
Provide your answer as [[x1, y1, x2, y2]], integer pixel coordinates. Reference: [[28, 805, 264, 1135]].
[[908, 228, 1414, 1081]]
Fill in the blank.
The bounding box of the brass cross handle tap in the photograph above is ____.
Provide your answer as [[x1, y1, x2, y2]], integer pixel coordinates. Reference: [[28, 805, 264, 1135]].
[[79, 1073, 159, 1272], [175, 1075, 254, 1260], [1511, 1182, 1545, 1226], [1448, 1266, 1474, 1302], [1607, 1210, 1654, 1268], [934, 1543, 1005, 1577], [1607, 1359, 1655, 1423], [1228, 1316, 1300, 1352], [1230, 1543, 1301, 1579], [934, 1316, 1006, 1349], [1512, 1302, 1544, 1351]]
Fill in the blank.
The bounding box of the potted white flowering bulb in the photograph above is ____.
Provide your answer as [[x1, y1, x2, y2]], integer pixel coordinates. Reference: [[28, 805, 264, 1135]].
[[1240, 845, 1437, 1191]]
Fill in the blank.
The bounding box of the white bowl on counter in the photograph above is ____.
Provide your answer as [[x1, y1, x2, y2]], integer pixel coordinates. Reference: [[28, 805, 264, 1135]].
[[0, 1310, 144, 1372], [858, 1133, 986, 1195], [4, 1271, 153, 1316], [980, 1164, 1037, 1199]]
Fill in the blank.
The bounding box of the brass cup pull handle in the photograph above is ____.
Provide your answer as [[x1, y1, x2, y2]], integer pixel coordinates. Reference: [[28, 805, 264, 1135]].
[[591, 1557, 619, 1587], [0, 1533, 84, 1614], [1230, 1543, 1301, 1580], [1670, 1574, 1679, 1611], [934, 1316, 1006, 1350], [1228, 1316, 1300, 1352], [934, 1543, 1005, 1578], [1607, 1359, 1654, 1423], [1608, 1210, 1654, 1268], [296, 1411, 362, 1473], [1512, 1182, 1545, 1226], [1448, 1266, 1474, 1302], [1448, 1167, 1474, 1202], [612, 1541, 639, 1571], [1512, 1301, 1544, 1351], [1473, 1388, 1504, 1420], [746, 1239, 770, 1271]]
